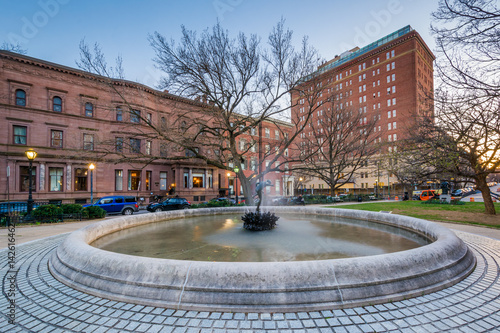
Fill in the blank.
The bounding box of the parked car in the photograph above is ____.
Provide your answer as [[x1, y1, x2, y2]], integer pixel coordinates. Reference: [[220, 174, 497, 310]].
[[83, 196, 139, 215], [289, 196, 305, 205], [209, 197, 236, 205], [272, 196, 289, 205], [327, 196, 344, 202], [419, 190, 438, 201], [147, 197, 191, 212], [451, 189, 463, 197]]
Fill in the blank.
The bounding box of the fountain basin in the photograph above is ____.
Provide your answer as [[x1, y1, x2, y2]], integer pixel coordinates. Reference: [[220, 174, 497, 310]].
[[49, 207, 475, 312]]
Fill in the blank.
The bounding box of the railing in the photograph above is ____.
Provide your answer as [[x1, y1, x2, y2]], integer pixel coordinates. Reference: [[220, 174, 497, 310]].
[[0, 201, 84, 226], [0, 201, 51, 216]]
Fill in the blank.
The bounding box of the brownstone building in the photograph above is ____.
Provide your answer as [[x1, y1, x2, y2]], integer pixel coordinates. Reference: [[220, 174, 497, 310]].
[[0, 51, 292, 204], [291, 26, 435, 195]]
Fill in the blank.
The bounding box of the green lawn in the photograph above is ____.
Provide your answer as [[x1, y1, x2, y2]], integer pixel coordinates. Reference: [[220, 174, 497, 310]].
[[326, 201, 500, 228]]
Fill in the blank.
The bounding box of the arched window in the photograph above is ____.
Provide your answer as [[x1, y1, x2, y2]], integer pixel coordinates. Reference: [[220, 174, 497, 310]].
[[53, 96, 62, 112], [85, 102, 93, 117], [15, 89, 26, 106]]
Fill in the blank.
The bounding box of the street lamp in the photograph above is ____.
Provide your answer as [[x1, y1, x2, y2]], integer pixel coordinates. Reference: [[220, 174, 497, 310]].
[[299, 177, 303, 195], [227, 172, 231, 197], [89, 163, 95, 204], [25, 149, 37, 215], [234, 166, 239, 204]]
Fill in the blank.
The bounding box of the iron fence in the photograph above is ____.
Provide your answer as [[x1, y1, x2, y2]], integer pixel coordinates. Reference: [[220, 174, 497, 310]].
[[0, 201, 84, 226]]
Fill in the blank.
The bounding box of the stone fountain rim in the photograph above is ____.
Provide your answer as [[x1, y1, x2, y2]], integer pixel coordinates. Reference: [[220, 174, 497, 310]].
[[48, 206, 476, 312]]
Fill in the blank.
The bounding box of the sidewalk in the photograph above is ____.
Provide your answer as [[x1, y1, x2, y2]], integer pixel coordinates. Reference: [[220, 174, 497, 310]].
[[0, 219, 99, 249], [2, 210, 499, 332]]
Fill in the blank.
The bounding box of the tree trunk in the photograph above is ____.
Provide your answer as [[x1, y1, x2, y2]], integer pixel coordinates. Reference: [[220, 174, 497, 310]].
[[239, 174, 255, 207], [475, 175, 496, 215]]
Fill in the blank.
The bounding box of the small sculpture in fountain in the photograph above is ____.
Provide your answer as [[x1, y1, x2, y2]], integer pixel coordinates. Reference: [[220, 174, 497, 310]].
[[242, 180, 279, 231]]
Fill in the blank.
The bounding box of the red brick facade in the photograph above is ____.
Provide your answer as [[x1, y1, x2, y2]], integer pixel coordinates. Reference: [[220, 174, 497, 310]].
[[0, 51, 292, 204]]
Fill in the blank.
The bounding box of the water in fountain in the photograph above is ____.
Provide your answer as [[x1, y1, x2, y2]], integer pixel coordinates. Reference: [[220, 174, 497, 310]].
[[91, 214, 429, 262]]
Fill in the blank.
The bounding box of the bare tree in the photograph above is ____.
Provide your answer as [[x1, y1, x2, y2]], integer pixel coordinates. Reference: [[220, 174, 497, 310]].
[[76, 40, 125, 80], [77, 40, 223, 170], [292, 90, 380, 196], [406, 93, 500, 214], [429, 0, 500, 214], [148, 20, 321, 203], [76, 40, 162, 164], [0, 42, 27, 54], [432, 0, 500, 97], [384, 146, 442, 197]]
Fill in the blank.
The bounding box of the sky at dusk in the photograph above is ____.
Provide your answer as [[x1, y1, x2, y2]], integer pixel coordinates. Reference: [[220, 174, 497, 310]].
[[1, 0, 439, 89]]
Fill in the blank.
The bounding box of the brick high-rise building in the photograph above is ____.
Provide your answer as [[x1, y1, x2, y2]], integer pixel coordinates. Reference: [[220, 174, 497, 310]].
[[291, 26, 435, 195]]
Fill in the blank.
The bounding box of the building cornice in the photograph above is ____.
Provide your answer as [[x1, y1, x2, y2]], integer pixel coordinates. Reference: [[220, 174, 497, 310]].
[[0, 50, 208, 108]]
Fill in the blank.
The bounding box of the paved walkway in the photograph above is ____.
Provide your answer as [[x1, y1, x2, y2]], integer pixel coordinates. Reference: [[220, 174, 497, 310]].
[[1, 216, 500, 332]]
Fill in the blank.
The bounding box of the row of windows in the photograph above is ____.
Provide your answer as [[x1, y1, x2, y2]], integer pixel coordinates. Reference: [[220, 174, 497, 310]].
[[296, 50, 400, 111], [11, 125, 155, 155], [13, 125, 63, 148], [13, 89, 151, 123], [18, 166, 91, 193], [264, 127, 281, 139], [115, 170, 167, 192], [14, 123, 285, 160], [332, 50, 396, 84], [15, 89, 63, 111], [19, 167, 171, 193], [388, 133, 398, 141], [296, 73, 397, 115]]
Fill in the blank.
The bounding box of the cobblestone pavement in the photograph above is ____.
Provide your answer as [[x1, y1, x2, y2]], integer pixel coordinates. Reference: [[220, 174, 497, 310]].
[[1, 231, 499, 332]]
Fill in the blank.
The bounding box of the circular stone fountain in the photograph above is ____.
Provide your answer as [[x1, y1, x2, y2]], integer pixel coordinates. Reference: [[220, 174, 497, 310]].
[[49, 207, 475, 312]]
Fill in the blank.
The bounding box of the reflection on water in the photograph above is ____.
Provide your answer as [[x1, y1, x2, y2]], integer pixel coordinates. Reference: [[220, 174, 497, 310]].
[[91, 214, 430, 262]]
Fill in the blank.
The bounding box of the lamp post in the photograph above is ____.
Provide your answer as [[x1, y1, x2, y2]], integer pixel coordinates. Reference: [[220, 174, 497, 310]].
[[299, 177, 303, 196], [227, 172, 231, 197], [89, 163, 95, 204], [25, 149, 37, 215], [234, 166, 239, 204], [387, 173, 390, 199]]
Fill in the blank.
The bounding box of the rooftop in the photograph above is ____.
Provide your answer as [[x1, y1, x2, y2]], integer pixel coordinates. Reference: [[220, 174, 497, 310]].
[[307, 25, 414, 80]]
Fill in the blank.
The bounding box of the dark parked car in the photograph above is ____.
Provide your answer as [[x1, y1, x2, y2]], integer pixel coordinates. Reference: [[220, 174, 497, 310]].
[[272, 196, 291, 205], [147, 197, 191, 212], [83, 196, 139, 215], [289, 196, 305, 205], [209, 197, 236, 205]]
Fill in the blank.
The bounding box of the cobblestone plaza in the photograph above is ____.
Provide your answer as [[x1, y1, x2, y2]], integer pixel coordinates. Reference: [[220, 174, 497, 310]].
[[1, 227, 499, 332]]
